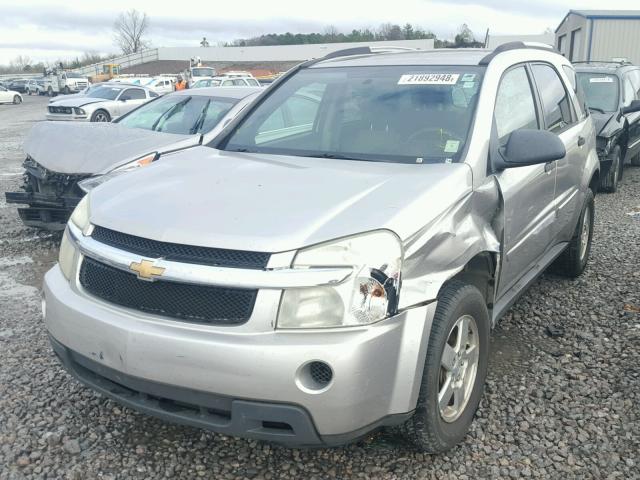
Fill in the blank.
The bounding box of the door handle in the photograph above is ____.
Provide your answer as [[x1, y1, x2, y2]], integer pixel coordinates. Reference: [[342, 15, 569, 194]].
[[578, 136, 586, 147], [544, 161, 556, 173]]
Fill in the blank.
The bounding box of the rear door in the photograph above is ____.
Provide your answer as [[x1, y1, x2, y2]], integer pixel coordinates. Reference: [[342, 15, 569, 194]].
[[493, 64, 557, 298], [530, 62, 588, 242]]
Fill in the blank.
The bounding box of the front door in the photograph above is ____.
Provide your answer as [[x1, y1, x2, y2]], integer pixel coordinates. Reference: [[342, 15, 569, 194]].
[[492, 65, 557, 298], [623, 70, 640, 160]]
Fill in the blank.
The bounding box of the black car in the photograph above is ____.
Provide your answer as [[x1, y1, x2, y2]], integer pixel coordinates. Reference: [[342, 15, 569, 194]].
[[575, 61, 640, 192], [8, 79, 28, 93]]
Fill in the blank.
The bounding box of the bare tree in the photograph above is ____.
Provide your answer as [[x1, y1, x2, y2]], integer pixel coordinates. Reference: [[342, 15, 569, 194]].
[[113, 9, 150, 55]]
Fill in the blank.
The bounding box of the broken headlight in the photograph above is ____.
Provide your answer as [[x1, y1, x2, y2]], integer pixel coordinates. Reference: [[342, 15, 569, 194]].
[[277, 230, 403, 329], [77, 152, 158, 193]]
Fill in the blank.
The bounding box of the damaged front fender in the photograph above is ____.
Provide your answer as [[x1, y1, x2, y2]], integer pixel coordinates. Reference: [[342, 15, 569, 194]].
[[398, 177, 501, 310]]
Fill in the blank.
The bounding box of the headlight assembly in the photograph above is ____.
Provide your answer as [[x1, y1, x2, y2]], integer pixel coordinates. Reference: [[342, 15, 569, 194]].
[[73, 107, 86, 115], [60, 195, 91, 280], [77, 152, 158, 193], [277, 230, 403, 329], [69, 195, 90, 233]]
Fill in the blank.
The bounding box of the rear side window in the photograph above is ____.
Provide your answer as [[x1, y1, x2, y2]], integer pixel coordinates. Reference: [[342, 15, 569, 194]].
[[121, 88, 146, 100], [531, 64, 573, 133], [494, 66, 538, 145]]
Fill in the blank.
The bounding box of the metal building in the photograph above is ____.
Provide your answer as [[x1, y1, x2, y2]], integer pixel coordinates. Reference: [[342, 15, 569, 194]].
[[555, 10, 640, 64]]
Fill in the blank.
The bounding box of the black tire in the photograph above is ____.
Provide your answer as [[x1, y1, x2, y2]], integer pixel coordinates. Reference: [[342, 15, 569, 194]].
[[552, 189, 594, 278], [599, 146, 620, 193], [47, 87, 54, 97], [90, 110, 111, 122], [63, 86, 70, 95], [13, 95, 21, 105], [400, 281, 490, 453], [631, 152, 640, 166]]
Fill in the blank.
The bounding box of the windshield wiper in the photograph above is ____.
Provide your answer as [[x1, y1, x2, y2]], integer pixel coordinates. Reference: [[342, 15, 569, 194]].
[[190, 99, 211, 134], [588, 106, 607, 114], [152, 97, 192, 131], [302, 152, 372, 162]]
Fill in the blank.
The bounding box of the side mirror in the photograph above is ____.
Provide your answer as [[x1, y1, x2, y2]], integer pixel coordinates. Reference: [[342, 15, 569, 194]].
[[497, 129, 566, 169], [622, 99, 640, 115]]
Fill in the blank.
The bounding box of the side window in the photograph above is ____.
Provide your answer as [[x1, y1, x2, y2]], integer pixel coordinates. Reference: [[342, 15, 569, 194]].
[[121, 88, 146, 100], [623, 76, 635, 106], [222, 80, 233, 87], [149, 91, 159, 98], [232, 79, 246, 86], [531, 64, 574, 133], [562, 64, 586, 120], [494, 66, 539, 146], [247, 79, 260, 86]]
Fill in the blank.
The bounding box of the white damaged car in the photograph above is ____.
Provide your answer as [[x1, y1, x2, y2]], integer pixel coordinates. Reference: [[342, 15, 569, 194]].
[[7, 87, 262, 229]]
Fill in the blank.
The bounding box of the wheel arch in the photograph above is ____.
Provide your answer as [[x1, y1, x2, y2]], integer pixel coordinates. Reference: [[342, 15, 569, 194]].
[[439, 252, 497, 312]]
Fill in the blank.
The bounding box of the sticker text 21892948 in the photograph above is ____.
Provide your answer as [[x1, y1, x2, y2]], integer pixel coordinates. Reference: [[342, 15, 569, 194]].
[[398, 74, 460, 85]]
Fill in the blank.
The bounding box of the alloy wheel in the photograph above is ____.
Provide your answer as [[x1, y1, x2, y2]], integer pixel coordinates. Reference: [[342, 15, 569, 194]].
[[579, 204, 591, 262], [438, 314, 480, 423]]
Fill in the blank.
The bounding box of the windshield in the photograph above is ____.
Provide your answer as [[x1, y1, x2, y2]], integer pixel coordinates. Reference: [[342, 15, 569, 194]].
[[221, 66, 483, 164], [192, 68, 215, 78], [117, 95, 238, 134], [576, 73, 620, 112], [87, 86, 123, 100], [66, 72, 84, 78]]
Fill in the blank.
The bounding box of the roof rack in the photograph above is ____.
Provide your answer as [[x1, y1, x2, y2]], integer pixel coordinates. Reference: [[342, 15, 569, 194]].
[[323, 46, 372, 59], [573, 59, 632, 65], [479, 41, 557, 65]]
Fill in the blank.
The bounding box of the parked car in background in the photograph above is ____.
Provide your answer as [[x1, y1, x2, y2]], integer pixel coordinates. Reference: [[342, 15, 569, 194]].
[[142, 77, 174, 95], [42, 44, 599, 452], [193, 76, 261, 88], [186, 66, 216, 87], [8, 79, 28, 93], [26, 79, 39, 95], [6, 87, 261, 229], [0, 85, 23, 104], [575, 61, 640, 192], [46, 84, 158, 122]]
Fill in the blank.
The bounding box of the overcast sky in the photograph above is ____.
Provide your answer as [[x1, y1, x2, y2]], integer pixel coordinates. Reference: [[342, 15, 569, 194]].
[[2, 0, 640, 65]]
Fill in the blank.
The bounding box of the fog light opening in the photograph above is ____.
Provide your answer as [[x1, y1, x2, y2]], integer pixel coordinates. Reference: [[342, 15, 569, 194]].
[[296, 361, 334, 394]]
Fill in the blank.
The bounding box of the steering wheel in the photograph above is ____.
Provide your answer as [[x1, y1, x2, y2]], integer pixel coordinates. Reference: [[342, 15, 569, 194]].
[[406, 127, 458, 144]]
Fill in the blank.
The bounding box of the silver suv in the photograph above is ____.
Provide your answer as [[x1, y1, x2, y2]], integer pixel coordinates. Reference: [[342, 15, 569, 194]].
[[44, 43, 599, 452]]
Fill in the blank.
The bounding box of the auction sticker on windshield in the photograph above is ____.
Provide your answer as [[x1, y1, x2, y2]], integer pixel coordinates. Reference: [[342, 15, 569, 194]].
[[398, 74, 460, 85], [590, 77, 614, 83]]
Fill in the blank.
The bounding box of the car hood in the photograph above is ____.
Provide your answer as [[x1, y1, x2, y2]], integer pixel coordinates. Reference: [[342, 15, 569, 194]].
[[49, 93, 85, 104], [24, 122, 199, 175], [49, 97, 109, 108], [90, 147, 473, 252]]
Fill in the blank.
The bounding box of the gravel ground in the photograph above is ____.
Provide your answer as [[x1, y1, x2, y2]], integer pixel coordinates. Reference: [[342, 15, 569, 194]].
[[0, 96, 639, 479]]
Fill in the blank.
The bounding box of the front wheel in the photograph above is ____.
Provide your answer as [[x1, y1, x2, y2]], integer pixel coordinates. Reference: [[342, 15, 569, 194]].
[[631, 152, 640, 166], [90, 110, 111, 122], [400, 281, 489, 453], [63, 86, 70, 95], [13, 95, 21, 105], [47, 87, 54, 97], [552, 189, 594, 278]]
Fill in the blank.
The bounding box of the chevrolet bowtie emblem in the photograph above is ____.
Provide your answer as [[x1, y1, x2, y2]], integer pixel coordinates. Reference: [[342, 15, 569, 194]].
[[129, 259, 165, 281]]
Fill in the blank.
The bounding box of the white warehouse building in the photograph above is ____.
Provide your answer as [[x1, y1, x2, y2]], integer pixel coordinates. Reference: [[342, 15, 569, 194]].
[[555, 10, 640, 64]]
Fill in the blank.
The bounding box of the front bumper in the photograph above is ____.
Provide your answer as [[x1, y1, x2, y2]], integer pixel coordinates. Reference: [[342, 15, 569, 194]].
[[43, 264, 436, 445], [5, 191, 79, 230], [45, 113, 88, 121]]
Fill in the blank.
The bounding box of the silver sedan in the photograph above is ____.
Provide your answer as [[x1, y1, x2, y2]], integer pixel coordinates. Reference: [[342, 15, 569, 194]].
[[45, 84, 158, 122]]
